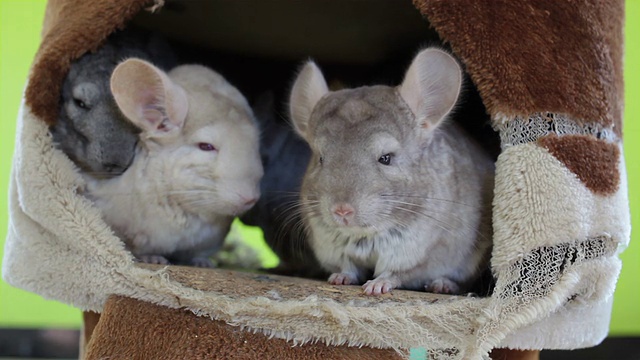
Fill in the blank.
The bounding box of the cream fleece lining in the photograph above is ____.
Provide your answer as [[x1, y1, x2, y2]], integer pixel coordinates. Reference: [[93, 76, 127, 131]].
[[3, 102, 631, 358]]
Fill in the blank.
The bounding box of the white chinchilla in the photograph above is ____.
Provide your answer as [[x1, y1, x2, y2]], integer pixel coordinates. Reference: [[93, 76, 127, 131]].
[[289, 48, 494, 295], [84, 58, 263, 267]]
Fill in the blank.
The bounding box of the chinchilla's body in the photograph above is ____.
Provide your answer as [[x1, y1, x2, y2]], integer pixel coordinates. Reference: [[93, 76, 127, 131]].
[[51, 28, 177, 177], [289, 48, 494, 295], [240, 93, 324, 277], [85, 59, 263, 267]]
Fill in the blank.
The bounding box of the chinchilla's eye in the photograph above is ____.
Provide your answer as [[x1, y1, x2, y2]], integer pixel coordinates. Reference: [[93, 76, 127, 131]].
[[198, 143, 217, 151], [378, 154, 392, 165], [73, 98, 89, 110], [319, 156, 324, 165]]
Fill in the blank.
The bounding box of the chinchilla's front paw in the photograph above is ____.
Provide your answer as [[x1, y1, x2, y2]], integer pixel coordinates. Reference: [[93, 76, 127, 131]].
[[138, 254, 170, 265], [190, 257, 215, 268], [328, 272, 359, 285], [362, 277, 400, 295], [425, 278, 460, 295]]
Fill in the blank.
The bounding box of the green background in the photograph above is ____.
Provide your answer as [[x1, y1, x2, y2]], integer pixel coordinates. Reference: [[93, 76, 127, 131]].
[[1, 0, 638, 334]]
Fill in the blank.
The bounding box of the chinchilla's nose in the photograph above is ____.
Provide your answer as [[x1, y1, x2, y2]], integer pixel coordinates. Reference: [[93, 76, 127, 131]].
[[332, 203, 356, 226], [235, 188, 261, 213], [241, 195, 258, 208], [103, 162, 126, 173]]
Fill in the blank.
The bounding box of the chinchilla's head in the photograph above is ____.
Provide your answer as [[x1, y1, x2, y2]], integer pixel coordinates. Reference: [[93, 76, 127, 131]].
[[110, 59, 263, 218], [54, 43, 138, 176], [52, 28, 177, 177], [289, 48, 462, 237]]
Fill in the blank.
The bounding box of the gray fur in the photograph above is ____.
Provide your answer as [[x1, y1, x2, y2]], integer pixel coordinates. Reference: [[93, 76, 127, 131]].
[[240, 93, 324, 278], [51, 28, 176, 176], [289, 49, 495, 295]]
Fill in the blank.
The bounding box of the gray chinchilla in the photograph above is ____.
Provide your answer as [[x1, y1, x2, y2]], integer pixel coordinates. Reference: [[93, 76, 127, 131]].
[[51, 27, 177, 177], [289, 48, 495, 295]]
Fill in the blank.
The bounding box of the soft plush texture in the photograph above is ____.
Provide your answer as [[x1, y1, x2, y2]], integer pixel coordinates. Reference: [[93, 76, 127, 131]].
[[2, 0, 630, 359], [414, 0, 625, 137], [85, 295, 402, 360], [537, 135, 621, 195]]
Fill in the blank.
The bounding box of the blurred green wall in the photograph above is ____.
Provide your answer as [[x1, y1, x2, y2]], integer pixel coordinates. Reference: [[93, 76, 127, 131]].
[[0, 0, 80, 328], [1, 0, 638, 334]]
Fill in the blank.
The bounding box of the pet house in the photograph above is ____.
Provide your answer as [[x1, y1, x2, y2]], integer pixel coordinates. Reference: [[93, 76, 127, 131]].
[[3, 0, 630, 359]]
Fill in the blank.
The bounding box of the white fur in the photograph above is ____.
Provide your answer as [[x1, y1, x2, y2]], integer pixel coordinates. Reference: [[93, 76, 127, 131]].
[[85, 59, 263, 264]]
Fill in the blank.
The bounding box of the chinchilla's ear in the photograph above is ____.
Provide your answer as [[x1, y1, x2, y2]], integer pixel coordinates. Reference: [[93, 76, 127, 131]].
[[399, 48, 462, 130], [289, 61, 328, 142], [111, 58, 188, 137]]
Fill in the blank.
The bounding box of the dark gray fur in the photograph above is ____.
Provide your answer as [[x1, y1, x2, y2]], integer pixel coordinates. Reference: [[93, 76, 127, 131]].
[[240, 93, 325, 278], [51, 28, 177, 176]]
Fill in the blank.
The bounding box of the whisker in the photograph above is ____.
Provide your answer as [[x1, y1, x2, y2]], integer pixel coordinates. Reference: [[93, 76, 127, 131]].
[[386, 201, 489, 241], [273, 201, 315, 224], [277, 206, 315, 259], [178, 199, 219, 208], [269, 196, 320, 256], [377, 212, 411, 230], [391, 205, 460, 236], [165, 189, 219, 195], [263, 190, 304, 196], [382, 198, 479, 219], [380, 194, 483, 209], [84, 171, 125, 178]]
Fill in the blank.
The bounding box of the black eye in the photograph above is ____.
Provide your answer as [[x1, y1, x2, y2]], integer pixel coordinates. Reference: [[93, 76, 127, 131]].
[[319, 156, 324, 165], [198, 143, 217, 151], [73, 98, 88, 109], [378, 154, 392, 165]]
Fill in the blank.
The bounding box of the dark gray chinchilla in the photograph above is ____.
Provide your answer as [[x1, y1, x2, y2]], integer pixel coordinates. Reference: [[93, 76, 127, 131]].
[[51, 27, 177, 177], [240, 92, 326, 279]]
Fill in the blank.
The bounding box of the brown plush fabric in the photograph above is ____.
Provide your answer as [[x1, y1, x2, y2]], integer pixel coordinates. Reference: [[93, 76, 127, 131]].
[[489, 349, 540, 360], [18, 0, 625, 356], [25, 0, 157, 125], [29, 0, 625, 136], [538, 135, 620, 195], [84, 295, 536, 359], [79, 311, 101, 360], [414, 0, 625, 137], [85, 295, 402, 360]]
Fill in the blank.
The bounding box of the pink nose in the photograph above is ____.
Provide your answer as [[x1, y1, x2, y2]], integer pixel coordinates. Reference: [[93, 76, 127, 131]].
[[236, 192, 259, 212], [243, 197, 258, 207], [332, 203, 355, 225]]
